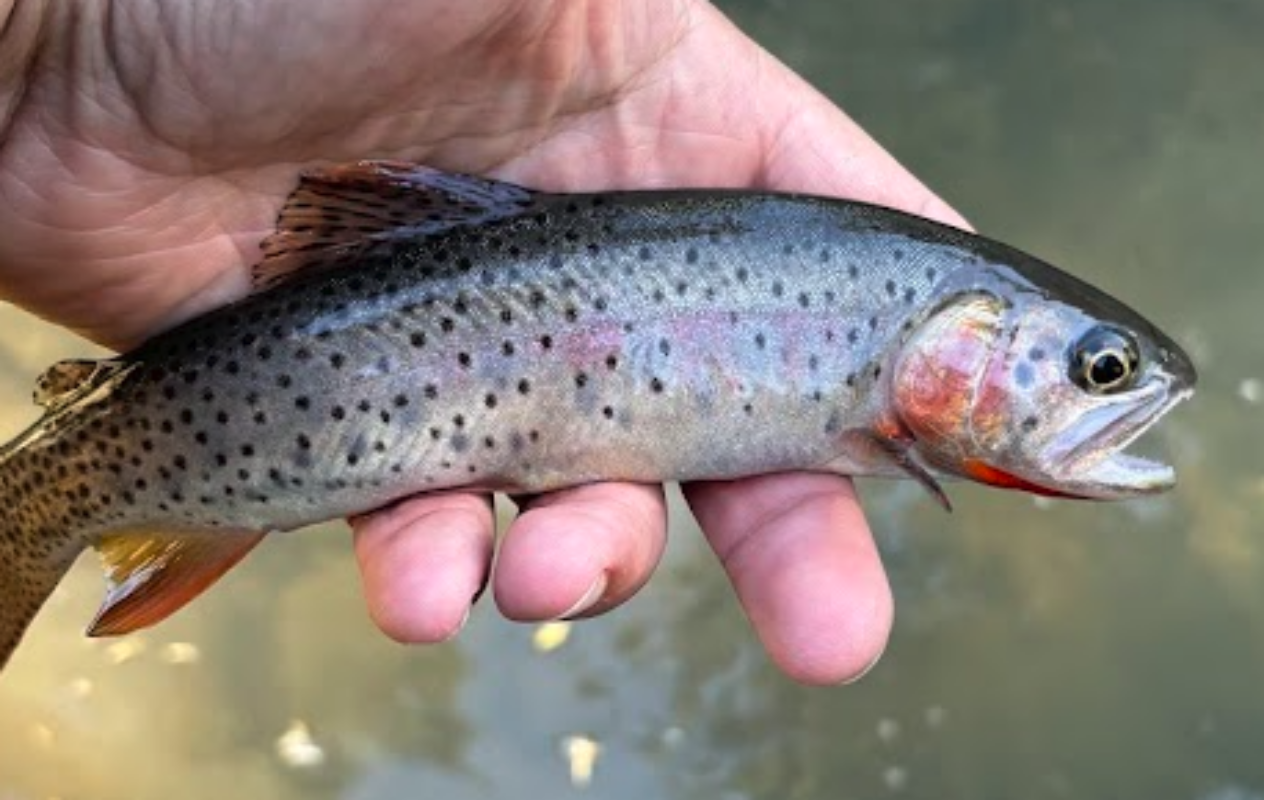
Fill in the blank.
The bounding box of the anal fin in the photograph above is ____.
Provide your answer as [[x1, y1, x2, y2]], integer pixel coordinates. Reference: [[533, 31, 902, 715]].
[[88, 530, 265, 637]]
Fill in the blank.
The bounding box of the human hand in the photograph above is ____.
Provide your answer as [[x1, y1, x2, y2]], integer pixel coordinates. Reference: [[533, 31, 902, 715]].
[[0, 0, 966, 683]]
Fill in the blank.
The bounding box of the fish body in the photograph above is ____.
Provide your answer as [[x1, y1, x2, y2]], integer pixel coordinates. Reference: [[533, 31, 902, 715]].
[[0, 163, 1196, 672]]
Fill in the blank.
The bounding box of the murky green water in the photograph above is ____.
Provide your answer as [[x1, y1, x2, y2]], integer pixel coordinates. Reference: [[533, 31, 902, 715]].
[[1, 0, 1260, 797]]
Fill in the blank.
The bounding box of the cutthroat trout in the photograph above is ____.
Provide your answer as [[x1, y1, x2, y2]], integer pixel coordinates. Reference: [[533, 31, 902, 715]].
[[0, 162, 1195, 672]]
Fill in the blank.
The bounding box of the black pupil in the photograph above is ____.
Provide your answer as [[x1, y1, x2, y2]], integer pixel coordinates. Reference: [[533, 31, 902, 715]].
[[1091, 352, 1126, 386]]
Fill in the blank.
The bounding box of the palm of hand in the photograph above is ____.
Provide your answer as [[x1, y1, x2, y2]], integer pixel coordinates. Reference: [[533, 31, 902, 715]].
[[0, 0, 961, 683]]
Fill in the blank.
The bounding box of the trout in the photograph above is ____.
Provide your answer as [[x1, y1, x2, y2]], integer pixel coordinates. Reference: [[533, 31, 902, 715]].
[[0, 162, 1195, 672]]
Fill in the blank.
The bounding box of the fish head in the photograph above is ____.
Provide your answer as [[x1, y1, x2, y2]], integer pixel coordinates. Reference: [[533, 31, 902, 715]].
[[891, 286, 1196, 499]]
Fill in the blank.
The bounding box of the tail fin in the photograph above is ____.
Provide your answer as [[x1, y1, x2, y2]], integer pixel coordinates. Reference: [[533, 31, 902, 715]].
[[0, 533, 82, 672]]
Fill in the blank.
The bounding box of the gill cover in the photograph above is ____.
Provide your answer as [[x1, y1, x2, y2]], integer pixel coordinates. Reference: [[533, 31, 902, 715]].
[[891, 294, 1005, 465]]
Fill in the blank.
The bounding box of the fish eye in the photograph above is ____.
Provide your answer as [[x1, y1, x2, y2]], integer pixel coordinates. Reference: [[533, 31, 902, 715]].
[[1070, 325, 1140, 394]]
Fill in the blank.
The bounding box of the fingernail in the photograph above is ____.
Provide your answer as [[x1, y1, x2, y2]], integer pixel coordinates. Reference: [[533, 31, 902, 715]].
[[838, 645, 886, 686], [557, 572, 608, 620], [441, 605, 473, 643]]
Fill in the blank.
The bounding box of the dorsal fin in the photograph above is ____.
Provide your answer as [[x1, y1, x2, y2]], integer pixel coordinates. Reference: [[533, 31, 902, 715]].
[[34, 359, 127, 410], [253, 161, 539, 290]]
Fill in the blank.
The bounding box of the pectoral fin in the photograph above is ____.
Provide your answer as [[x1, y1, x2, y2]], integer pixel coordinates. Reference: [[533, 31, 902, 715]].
[[871, 433, 953, 512], [88, 530, 266, 637]]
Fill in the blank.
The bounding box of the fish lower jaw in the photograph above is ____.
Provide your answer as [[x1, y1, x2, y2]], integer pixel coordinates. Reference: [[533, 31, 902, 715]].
[[1062, 451, 1176, 498]]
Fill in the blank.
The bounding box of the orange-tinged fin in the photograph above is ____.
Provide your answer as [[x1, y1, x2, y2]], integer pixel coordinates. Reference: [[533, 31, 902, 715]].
[[871, 433, 953, 512], [961, 459, 1078, 499], [87, 530, 265, 637], [254, 161, 538, 290]]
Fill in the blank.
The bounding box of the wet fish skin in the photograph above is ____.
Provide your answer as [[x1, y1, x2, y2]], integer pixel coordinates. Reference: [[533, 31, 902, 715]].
[[0, 162, 1195, 673]]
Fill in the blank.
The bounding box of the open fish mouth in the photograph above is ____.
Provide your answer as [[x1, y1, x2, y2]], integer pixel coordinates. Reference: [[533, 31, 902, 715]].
[[1051, 381, 1194, 498]]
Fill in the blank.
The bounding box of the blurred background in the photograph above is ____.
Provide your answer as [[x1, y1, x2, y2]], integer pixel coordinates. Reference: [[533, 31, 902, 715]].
[[1, 0, 1260, 797]]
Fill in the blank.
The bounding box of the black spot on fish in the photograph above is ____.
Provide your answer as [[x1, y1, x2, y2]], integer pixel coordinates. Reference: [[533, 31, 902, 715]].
[[1015, 362, 1035, 388], [517, 379, 531, 395], [639, 246, 652, 261], [650, 377, 665, 393], [1028, 347, 1046, 361], [457, 352, 472, 369], [484, 393, 498, 409], [451, 434, 469, 453], [893, 248, 904, 262], [825, 412, 842, 435], [575, 372, 589, 389], [772, 281, 784, 297], [1022, 416, 1040, 432], [295, 396, 311, 411], [755, 333, 767, 349], [848, 264, 859, 279], [798, 292, 811, 309], [605, 355, 619, 371], [440, 317, 455, 333], [885, 280, 896, 297], [410, 332, 426, 348], [331, 405, 346, 421], [659, 339, 672, 357], [540, 335, 553, 350], [904, 287, 916, 304], [686, 247, 699, 264], [394, 394, 409, 408]]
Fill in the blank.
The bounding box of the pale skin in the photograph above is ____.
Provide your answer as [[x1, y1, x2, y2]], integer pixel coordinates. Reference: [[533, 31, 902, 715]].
[[0, 0, 967, 684]]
